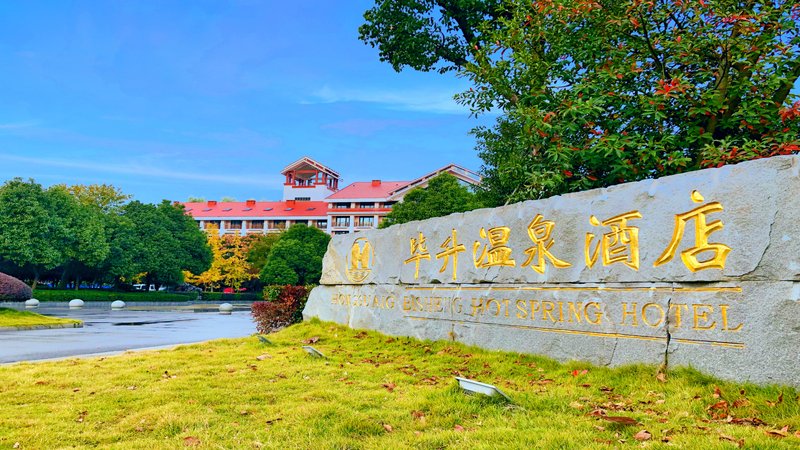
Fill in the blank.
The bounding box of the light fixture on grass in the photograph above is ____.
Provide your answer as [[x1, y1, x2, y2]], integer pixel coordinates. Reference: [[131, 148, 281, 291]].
[[257, 335, 274, 345], [455, 377, 512, 401], [302, 346, 326, 358]]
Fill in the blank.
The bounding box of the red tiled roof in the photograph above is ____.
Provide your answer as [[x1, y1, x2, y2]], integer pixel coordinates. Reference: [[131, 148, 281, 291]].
[[326, 181, 409, 200], [182, 201, 328, 218]]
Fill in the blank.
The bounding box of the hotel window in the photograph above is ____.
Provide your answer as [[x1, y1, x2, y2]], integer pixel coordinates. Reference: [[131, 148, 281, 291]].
[[228, 220, 242, 230], [358, 202, 375, 209], [249, 220, 264, 230], [272, 220, 286, 229], [332, 202, 350, 209], [333, 216, 350, 227], [205, 220, 221, 229], [356, 216, 374, 227], [295, 197, 311, 201], [295, 220, 307, 226], [316, 220, 327, 229]]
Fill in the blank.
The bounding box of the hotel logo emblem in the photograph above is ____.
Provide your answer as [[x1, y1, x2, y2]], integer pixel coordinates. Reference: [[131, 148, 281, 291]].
[[346, 237, 374, 283]]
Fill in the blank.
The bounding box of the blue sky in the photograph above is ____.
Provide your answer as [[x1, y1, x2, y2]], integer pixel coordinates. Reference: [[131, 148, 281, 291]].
[[0, 1, 490, 203]]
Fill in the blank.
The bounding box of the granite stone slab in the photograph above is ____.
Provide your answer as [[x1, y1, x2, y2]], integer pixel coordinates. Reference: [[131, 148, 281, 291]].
[[320, 156, 800, 286], [306, 156, 800, 386]]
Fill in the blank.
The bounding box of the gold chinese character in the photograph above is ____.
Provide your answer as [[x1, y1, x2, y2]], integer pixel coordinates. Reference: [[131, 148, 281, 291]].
[[654, 190, 731, 272], [585, 211, 643, 271], [403, 232, 431, 279], [521, 214, 572, 274], [436, 228, 466, 281], [473, 226, 516, 268]]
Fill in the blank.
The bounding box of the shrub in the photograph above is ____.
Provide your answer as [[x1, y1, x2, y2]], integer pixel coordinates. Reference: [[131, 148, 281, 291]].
[[0, 272, 32, 302], [32, 289, 197, 302], [251, 285, 311, 334]]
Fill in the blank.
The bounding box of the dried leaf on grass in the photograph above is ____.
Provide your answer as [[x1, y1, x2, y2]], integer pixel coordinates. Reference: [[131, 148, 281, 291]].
[[383, 424, 393, 433], [302, 336, 319, 344], [707, 400, 728, 411], [764, 425, 790, 438], [382, 382, 396, 393], [719, 433, 744, 448], [183, 437, 200, 447], [728, 417, 766, 426], [766, 392, 784, 407], [732, 398, 750, 408], [454, 424, 465, 432], [601, 416, 638, 426], [633, 430, 651, 441]]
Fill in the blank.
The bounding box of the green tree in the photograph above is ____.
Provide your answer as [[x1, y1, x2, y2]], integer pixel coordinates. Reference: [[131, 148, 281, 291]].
[[47, 186, 110, 289], [359, 0, 501, 73], [119, 201, 212, 287], [362, 0, 800, 205], [280, 224, 331, 256], [260, 257, 299, 286], [380, 173, 483, 227], [60, 183, 131, 213], [247, 233, 282, 273], [0, 179, 65, 286], [259, 225, 330, 285]]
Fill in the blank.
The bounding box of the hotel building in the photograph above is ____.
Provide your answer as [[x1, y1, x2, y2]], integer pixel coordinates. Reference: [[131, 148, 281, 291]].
[[183, 157, 480, 236]]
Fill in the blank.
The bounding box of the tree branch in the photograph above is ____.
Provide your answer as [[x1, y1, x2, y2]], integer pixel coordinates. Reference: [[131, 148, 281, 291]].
[[772, 58, 800, 106]]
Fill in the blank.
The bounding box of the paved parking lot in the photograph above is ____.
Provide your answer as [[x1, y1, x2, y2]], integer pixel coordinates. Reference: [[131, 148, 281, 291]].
[[0, 303, 256, 363]]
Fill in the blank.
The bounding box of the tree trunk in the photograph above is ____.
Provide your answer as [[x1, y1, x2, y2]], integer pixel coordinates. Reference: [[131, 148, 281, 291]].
[[31, 271, 40, 290], [58, 269, 69, 289]]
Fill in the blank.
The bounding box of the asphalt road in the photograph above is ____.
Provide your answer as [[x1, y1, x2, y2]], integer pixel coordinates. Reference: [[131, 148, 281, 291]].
[[0, 303, 257, 363]]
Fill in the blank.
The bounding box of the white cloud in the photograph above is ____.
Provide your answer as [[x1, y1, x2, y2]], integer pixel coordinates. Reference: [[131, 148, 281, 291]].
[[0, 121, 38, 130], [0, 154, 284, 188], [304, 85, 471, 115]]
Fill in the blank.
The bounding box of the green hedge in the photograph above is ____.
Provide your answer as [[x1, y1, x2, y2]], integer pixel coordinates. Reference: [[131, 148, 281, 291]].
[[201, 292, 261, 302], [31, 290, 198, 302]]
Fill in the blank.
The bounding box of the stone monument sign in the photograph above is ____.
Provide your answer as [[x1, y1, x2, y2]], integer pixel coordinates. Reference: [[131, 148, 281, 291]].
[[303, 156, 800, 386]]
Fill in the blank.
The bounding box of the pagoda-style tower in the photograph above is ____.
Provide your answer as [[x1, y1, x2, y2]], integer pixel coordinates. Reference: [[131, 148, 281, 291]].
[[281, 157, 340, 201]]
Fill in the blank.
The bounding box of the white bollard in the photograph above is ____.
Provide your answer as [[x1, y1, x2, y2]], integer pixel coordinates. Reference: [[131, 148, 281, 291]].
[[111, 300, 126, 310], [25, 298, 40, 308], [219, 303, 233, 315], [68, 299, 84, 309]]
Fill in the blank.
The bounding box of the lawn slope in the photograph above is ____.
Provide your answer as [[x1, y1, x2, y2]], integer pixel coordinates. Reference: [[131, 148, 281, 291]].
[[0, 307, 81, 329], [0, 319, 797, 449]]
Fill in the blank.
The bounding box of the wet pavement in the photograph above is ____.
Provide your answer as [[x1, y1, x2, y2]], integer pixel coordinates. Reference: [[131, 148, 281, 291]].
[[0, 303, 257, 363]]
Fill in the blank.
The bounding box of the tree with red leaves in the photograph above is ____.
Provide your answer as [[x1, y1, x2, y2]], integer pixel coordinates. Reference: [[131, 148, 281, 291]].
[[362, 0, 800, 204]]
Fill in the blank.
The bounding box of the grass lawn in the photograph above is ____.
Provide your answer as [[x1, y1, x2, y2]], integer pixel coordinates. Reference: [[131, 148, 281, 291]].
[[0, 307, 81, 329], [0, 319, 798, 449]]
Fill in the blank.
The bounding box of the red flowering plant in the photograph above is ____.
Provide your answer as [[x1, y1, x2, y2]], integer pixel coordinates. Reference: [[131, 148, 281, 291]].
[[454, 0, 800, 203], [251, 285, 311, 334]]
